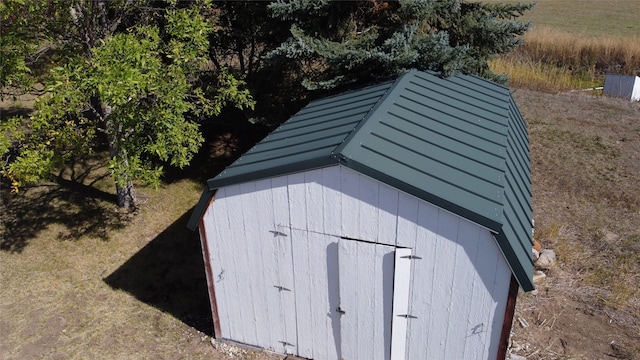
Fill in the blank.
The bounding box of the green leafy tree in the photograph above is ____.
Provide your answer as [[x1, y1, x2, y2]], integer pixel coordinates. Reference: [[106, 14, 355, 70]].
[[2, 1, 253, 209], [265, 0, 533, 90], [0, 0, 68, 96]]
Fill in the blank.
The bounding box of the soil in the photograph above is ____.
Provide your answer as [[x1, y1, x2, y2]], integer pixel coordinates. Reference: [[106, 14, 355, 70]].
[[510, 281, 640, 359]]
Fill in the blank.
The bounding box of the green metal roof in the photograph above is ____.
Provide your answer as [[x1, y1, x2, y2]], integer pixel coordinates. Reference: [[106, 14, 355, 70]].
[[188, 69, 534, 291]]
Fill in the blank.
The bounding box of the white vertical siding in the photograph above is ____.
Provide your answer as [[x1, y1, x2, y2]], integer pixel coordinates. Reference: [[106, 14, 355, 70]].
[[338, 240, 395, 360], [291, 229, 340, 359], [202, 164, 511, 359]]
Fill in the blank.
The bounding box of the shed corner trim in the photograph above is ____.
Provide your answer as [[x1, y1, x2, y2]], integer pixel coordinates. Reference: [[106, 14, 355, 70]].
[[187, 188, 217, 231]]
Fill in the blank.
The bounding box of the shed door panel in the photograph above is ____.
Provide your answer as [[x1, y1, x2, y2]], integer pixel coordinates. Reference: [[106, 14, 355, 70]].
[[212, 223, 296, 354], [290, 229, 340, 360], [338, 240, 396, 360], [272, 228, 298, 355]]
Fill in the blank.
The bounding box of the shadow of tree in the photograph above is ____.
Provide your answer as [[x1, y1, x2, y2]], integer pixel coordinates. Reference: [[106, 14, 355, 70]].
[[0, 155, 128, 253], [103, 210, 214, 335]]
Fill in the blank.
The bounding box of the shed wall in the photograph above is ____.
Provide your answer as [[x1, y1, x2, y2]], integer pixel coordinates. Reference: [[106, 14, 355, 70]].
[[603, 75, 640, 101], [200, 165, 511, 359]]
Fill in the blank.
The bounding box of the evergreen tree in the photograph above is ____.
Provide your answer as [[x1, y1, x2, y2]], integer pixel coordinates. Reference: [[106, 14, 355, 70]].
[[266, 0, 533, 90]]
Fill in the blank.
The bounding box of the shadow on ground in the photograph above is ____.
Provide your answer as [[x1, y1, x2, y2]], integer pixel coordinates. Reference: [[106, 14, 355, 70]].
[[103, 210, 214, 335], [0, 156, 127, 253]]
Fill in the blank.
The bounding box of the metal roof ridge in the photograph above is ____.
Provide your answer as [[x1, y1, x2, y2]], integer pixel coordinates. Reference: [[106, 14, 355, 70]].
[[332, 70, 415, 158]]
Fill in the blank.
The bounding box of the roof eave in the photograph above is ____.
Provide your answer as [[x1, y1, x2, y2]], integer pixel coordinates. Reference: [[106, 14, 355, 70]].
[[494, 231, 535, 292], [187, 188, 217, 231]]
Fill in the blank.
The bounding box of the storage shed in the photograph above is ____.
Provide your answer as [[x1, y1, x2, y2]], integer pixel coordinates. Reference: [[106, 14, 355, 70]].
[[603, 74, 640, 101], [188, 69, 534, 360]]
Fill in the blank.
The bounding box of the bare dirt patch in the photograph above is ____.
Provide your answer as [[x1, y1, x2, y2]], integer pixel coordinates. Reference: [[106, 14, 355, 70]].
[[509, 90, 640, 359]]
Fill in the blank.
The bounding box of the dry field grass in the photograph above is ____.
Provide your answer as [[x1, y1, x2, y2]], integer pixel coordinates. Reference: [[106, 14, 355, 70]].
[[486, 0, 640, 93], [481, 0, 640, 39]]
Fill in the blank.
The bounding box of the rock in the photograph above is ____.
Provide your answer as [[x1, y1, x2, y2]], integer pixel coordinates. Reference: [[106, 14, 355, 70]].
[[509, 354, 527, 360], [532, 248, 540, 261], [533, 238, 542, 252], [533, 270, 547, 283], [535, 249, 556, 270], [603, 230, 619, 243]]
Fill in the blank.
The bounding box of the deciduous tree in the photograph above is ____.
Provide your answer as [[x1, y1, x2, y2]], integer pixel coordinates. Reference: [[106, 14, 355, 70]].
[[1, 1, 253, 209]]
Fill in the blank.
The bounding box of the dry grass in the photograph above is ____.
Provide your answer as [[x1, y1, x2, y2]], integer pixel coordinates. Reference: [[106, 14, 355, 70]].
[[482, 0, 640, 93], [489, 57, 597, 93], [481, 0, 640, 39], [492, 27, 640, 93], [508, 89, 640, 359], [0, 146, 279, 359], [518, 28, 640, 76], [516, 89, 640, 316]]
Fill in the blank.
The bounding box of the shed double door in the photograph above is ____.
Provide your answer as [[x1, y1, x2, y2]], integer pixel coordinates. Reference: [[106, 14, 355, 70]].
[[287, 229, 412, 360]]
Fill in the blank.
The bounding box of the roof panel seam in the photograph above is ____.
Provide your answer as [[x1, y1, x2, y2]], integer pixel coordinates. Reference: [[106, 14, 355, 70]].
[[377, 120, 505, 172], [400, 90, 508, 132], [361, 139, 504, 207], [405, 83, 509, 124], [409, 75, 508, 108], [392, 100, 508, 146]]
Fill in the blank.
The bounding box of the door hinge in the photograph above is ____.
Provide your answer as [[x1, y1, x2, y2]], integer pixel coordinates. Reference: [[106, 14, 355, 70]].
[[269, 230, 288, 237], [274, 285, 291, 291], [336, 307, 346, 314], [397, 314, 417, 319], [279, 341, 294, 347], [400, 255, 422, 260]]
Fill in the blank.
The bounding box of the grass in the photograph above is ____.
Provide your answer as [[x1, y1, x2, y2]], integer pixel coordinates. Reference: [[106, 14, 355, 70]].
[[482, 0, 640, 38], [516, 89, 640, 315], [488, 56, 598, 92], [483, 0, 640, 93], [492, 27, 640, 92], [518, 28, 640, 74]]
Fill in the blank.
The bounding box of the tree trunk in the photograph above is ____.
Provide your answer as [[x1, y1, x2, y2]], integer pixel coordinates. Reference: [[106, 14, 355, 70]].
[[115, 180, 136, 210], [101, 101, 137, 210], [108, 139, 137, 210]]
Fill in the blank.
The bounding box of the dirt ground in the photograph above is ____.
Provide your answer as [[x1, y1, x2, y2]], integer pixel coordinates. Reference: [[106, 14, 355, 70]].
[[1, 89, 639, 359], [508, 89, 640, 360]]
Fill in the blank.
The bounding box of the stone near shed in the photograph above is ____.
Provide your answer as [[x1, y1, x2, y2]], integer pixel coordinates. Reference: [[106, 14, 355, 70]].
[[533, 238, 542, 252], [509, 354, 527, 360], [532, 248, 540, 262], [533, 270, 547, 283], [603, 230, 619, 243], [535, 249, 556, 270]]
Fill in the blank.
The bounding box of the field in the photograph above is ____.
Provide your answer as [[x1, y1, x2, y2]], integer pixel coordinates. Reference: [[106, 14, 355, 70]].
[[2, 1, 640, 359], [485, 0, 640, 92], [483, 0, 640, 38]]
